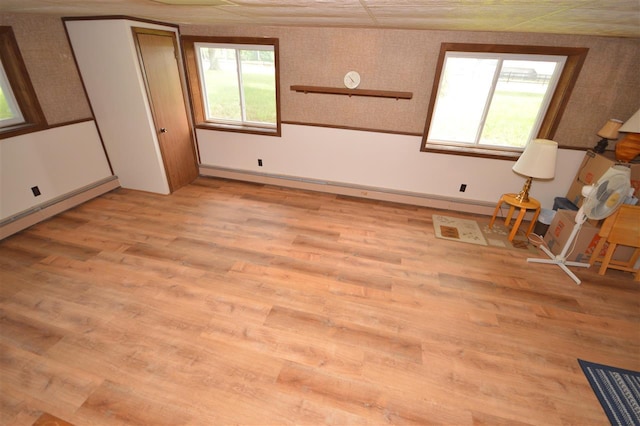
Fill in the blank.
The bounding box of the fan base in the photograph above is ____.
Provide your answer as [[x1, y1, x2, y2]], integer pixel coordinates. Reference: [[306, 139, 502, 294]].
[[527, 245, 589, 285]]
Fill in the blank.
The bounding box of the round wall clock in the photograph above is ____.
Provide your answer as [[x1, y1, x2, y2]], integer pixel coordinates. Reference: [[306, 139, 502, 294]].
[[344, 71, 361, 89]]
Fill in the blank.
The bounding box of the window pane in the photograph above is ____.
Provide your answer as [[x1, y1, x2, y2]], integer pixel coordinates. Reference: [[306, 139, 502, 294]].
[[197, 45, 277, 127], [479, 60, 560, 148], [428, 56, 497, 144], [200, 47, 241, 121], [0, 59, 25, 128], [239, 49, 276, 124]]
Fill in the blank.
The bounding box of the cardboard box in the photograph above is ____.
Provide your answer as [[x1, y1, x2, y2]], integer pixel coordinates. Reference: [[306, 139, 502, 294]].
[[566, 150, 640, 207], [544, 209, 597, 262], [543, 209, 635, 262]]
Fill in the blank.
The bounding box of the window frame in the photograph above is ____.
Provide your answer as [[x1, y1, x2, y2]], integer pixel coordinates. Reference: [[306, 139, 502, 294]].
[[0, 26, 46, 139], [421, 43, 588, 160], [181, 36, 281, 137]]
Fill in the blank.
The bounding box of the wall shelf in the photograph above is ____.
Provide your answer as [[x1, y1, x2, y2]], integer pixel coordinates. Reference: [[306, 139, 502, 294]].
[[290, 85, 412, 100]]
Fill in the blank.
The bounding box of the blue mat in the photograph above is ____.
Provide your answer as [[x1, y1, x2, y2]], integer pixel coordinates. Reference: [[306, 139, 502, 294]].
[[578, 359, 640, 426]]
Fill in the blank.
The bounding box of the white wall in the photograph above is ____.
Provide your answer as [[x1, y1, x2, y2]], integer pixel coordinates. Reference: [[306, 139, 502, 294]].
[[65, 19, 173, 194], [0, 121, 113, 219], [198, 124, 585, 211]]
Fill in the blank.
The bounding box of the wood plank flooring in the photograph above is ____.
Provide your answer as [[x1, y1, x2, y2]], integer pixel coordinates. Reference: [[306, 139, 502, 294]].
[[1, 177, 638, 425]]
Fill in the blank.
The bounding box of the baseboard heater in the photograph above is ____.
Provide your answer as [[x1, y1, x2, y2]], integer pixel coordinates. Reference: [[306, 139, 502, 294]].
[[199, 165, 496, 216], [0, 176, 120, 240]]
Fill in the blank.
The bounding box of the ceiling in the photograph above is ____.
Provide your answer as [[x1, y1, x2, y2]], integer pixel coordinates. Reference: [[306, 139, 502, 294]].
[[1, 0, 639, 38]]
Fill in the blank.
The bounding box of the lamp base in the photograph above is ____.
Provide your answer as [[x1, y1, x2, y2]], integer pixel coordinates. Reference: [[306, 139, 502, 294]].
[[514, 176, 533, 203], [593, 137, 609, 154]]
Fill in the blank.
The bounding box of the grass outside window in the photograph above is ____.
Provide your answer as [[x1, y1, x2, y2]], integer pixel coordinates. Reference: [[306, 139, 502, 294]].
[[202, 68, 276, 125]]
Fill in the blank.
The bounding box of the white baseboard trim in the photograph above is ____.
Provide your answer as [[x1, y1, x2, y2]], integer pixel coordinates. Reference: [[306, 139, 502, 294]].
[[0, 176, 120, 240], [199, 165, 498, 216]]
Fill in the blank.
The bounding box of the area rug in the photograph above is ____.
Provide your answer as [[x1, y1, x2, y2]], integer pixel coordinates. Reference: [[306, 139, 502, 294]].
[[432, 214, 538, 253], [432, 214, 487, 246], [578, 359, 640, 426], [480, 220, 538, 253]]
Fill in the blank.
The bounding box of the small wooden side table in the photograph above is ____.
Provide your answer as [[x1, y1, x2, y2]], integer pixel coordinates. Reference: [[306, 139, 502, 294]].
[[489, 193, 541, 241]]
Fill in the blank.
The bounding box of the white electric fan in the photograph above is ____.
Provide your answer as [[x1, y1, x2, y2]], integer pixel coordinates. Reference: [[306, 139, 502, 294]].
[[528, 165, 633, 285]]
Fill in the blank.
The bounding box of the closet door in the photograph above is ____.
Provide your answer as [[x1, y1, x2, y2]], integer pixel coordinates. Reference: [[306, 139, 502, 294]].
[[133, 27, 198, 192]]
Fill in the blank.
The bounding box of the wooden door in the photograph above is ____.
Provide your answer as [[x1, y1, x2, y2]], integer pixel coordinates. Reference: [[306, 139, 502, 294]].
[[133, 28, 198, 193]]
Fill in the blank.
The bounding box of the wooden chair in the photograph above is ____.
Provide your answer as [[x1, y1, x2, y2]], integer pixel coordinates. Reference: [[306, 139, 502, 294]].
[[589, 205, 640, 281]]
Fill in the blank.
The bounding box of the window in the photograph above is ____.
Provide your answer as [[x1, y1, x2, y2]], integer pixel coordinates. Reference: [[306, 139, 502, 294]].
[[429, 53, 565, 150], [0, 60, 24, 127], [422, 43, 588, 159], [182, 36, 280, 136], [0, 27, 46, 138]]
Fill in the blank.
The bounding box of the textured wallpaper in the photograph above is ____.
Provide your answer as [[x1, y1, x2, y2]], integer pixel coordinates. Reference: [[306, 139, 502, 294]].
[[0, 13, 92, 125], [180, 23, 640, 149], [1, 12, 637, 149]]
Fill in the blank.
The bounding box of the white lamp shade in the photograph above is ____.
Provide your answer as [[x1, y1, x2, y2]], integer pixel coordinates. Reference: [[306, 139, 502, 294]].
[[597, 119, 623, 139], [512, 138, 558, 179], [619, 108, 640, 133]]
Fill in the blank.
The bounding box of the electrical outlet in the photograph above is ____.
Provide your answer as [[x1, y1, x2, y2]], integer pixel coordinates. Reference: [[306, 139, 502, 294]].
[[31, 186, 41, 197], [459, 184, 467, 192], [258, 159, 263, 167]]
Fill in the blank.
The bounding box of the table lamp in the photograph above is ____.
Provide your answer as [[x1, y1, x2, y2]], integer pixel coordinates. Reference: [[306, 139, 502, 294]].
[[512, 139, 558, 203], [593, 119, 623, 153]]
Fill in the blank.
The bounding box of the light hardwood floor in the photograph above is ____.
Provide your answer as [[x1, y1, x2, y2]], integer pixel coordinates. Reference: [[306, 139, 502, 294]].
[[1, 177, 638, 425]]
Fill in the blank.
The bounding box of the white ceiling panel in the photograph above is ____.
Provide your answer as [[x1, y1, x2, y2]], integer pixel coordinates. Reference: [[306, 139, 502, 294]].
[[0, 0, 638, 37]]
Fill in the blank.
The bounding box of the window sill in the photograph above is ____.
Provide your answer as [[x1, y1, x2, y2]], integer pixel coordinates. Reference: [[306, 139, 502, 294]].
[[0, 122, 47, 139], [422, 143, 522, 160], [195, 122, 280, 137]]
